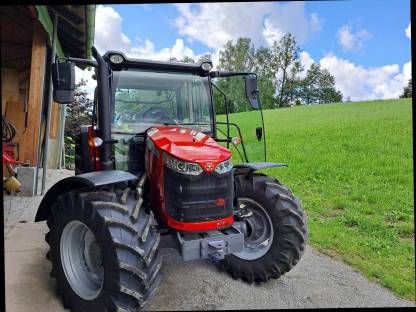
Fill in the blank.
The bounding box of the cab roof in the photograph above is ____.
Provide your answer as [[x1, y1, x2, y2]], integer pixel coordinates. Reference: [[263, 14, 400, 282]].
[[103, 51, 212, 76]]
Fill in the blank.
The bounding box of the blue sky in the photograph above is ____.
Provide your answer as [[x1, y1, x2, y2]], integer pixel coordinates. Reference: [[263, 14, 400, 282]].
[[77, 1, 412, 101], [302, 0, 411, 67]]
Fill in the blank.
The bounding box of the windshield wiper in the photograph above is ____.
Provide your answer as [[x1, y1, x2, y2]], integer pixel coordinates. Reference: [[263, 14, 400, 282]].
[[112, 123, 211, 134], [112, 131, 146, 135]]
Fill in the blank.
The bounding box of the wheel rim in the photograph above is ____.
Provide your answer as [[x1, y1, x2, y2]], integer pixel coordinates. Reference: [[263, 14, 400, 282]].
[[233, 198, 274, 260], [60, 220, 104, 300]]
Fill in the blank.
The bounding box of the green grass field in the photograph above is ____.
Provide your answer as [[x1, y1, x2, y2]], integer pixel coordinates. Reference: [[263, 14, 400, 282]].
[[223, 98, 414, 300]]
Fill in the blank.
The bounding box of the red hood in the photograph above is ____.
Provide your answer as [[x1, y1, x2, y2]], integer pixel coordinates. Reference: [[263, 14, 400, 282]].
[[147, 126, 231, 173]]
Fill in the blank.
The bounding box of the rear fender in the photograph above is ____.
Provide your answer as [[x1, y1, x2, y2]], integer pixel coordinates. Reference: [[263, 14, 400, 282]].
[[34, 170, 138, 222], [233, 162, 287, 175]]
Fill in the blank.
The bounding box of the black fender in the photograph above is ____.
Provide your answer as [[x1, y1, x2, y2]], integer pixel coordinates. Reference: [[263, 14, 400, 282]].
[[35, 170, 138, 222], [233, 162, 287, 175]]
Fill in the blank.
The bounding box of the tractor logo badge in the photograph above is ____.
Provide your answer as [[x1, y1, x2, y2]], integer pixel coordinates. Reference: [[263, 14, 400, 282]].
[[217, 220, 226, 227]]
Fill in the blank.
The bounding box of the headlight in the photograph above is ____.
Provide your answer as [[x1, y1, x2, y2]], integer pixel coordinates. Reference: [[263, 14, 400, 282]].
[[163, 153, 203, 175], [215, 159, 233, 174], [109, 54, 124, 64]]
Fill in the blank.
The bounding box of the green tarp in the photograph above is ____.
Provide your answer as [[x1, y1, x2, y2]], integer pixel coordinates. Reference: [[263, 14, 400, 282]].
[[35, 5, 96, 59], [35, 5, 65, 57], [86, 5, 95, 59]]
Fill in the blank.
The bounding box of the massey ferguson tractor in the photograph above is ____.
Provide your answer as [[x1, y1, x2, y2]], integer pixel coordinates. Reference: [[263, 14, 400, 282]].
[[34, 46, 307, 312]]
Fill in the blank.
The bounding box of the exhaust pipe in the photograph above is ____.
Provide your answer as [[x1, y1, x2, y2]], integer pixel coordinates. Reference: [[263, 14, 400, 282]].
[[91, 46, 114, 171]]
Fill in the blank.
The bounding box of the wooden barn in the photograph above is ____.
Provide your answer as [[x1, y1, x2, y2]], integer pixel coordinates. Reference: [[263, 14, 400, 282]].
[[1, 5, 95, 192]]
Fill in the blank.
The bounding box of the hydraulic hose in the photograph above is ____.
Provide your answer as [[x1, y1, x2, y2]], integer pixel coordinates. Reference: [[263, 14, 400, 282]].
[[2, 115, 17, 143]]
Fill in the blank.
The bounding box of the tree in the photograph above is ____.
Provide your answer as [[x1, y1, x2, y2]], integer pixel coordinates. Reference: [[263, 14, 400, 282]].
[[180, 56, 196, 63], [253, 47, 277, 109], [65, 79, 93, 137], [64, 79, 93, 165], [168, 55, 213, 64], [168, 56, 196, 63], [400, 79, 412, 98], [198, 54, 212, 63], [216, 38, 278, 112], [299, 64, 342, 104], [218, 37, 255, 72], [216, 38, 257, 113], [318, 68, 342, 103], [165, 35, 343, 112], [299, 63, 320, 104], [270, 34, 303, 107], [284, 61, 303, 106]]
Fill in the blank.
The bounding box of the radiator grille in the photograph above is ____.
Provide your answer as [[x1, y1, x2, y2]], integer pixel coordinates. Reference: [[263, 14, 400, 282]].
[[164, 167, 234, 222]]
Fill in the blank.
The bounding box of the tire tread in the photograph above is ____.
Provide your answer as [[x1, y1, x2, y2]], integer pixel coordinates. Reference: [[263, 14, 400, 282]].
[[45, 185, 162, 312], [221, 173, 307, 284]]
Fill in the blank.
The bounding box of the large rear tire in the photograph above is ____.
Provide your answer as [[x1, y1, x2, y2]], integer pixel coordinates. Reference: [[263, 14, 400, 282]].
[[220, 173, 307, 283], [45, 183, 162, 311]]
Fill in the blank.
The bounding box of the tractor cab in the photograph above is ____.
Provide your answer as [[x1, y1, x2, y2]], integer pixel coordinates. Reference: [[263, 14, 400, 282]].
[[53, 48, 266, 174], [107, 54, 266, 176]]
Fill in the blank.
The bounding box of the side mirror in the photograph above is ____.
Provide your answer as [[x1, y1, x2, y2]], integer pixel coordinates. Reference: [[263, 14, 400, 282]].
[[245, 74, 259, 109], [52, 62, 75, 104]]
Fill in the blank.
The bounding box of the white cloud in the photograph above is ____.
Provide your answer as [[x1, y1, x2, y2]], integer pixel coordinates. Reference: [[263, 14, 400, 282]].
[[310, 12, 324, 33], [130, 38, 198, 61], [174, 3, 235, 50], [337, 23, 371, 51], [402, 61, 412, 81], [78, 5, 210, 98], [93, 5, 203, 61], [174, 2, 323, 50], [319, 53, 411, 100], [299, 51, 314, 77], [94, 5, 132, 52], [405, 23, 411, 39], [298, 51, 412, 100], [263, 18, 285, 47]]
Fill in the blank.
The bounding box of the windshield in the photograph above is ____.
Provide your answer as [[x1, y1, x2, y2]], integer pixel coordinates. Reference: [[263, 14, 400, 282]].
[[111, 70, 213, 134]]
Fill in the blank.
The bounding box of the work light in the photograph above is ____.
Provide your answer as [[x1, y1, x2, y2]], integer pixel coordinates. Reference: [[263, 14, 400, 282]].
[[201, 62, 213, 71], [109, 54, 124, 64]]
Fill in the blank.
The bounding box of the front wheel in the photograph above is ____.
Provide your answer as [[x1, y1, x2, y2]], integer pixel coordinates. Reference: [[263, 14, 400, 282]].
[[45, 184, 162, 311], [220, 173, 307, 283]]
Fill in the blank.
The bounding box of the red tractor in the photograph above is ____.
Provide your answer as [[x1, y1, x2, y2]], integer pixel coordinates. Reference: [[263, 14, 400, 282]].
[[35, 47, 307, 312]]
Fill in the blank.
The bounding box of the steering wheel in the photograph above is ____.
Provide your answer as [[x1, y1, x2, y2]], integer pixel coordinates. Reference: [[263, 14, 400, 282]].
[[141, 107, 177, 124]]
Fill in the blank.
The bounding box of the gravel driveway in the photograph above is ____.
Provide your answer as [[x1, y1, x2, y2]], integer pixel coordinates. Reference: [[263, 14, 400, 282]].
[[4, 170, 415, 311], [144, 246, 414, 310]]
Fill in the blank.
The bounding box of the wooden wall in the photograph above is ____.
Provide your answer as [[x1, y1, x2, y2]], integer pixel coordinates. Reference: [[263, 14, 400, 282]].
[[2, 18, 61, 168], [1, 68, 26, 148]]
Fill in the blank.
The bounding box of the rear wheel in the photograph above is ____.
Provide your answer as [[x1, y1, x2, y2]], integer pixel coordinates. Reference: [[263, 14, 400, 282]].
[[220, 173, 307, 283], [45, 183, 162, 311]]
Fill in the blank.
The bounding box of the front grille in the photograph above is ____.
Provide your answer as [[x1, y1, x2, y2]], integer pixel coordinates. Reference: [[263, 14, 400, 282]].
[[164, 166, 234, 222]]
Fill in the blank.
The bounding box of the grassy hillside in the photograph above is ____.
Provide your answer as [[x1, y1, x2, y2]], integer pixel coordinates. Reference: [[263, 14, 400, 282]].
[[226, 99, 414, 300]]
